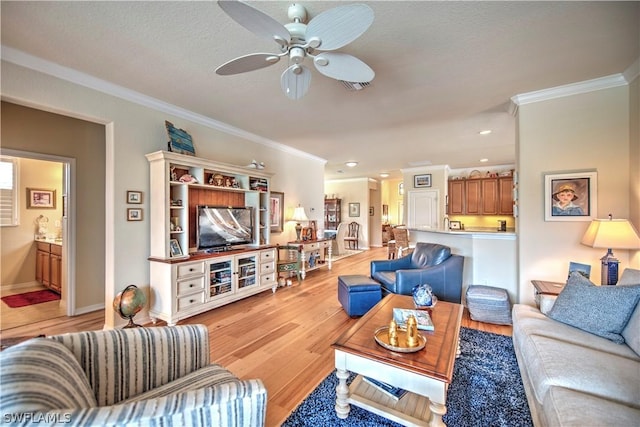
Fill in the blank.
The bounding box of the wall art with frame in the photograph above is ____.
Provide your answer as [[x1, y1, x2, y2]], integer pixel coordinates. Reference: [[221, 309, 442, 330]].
[[544, 171, 597, 221], [127, 190, 143, 204], [127, 208, 143, 221], [27, 188, 56, 209], [349, 202, 360, 217], [414, 174, 432, 188], [269, 191, 284, 233]]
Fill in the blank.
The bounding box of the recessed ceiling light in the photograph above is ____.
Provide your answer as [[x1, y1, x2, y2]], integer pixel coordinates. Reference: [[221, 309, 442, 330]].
[[345, 161, 358, 167], [379, 173, 389, 178], [479, 130, 492, 135], [480, 158, 489, 163]]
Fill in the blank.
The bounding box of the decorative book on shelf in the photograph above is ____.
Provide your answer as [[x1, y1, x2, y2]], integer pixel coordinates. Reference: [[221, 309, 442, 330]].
[[393, 308, 435, 331], [363, 377, 407, 400]]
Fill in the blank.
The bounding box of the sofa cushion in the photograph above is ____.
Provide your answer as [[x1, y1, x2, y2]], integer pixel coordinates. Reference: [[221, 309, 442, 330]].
[[542, 386, 640, 427], [547, 272, 640, 343], [618, 268, 640, 356], [0, 338, 97, 413], [410, 243, 451, 268], [512, 304, 639, 361], [618, 267, 640, 286], [520, 334, 640, 408], [125, 364, 239, 402]]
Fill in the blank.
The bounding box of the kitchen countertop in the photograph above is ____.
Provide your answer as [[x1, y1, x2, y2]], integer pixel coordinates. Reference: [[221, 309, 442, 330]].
[[409, 228, 516, 237]]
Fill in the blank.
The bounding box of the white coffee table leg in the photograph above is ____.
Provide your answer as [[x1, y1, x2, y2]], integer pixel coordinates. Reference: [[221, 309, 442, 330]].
[[429, 401, 446, 427], [335, 368, 350, 419]]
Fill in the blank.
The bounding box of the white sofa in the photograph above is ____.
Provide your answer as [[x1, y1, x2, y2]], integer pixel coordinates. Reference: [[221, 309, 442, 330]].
[[512, 269, 640, 426], [0, 325, 267, 426]]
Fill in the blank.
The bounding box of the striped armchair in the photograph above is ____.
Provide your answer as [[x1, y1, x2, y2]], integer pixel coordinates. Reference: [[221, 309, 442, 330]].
[[0, 325, 267, 426]]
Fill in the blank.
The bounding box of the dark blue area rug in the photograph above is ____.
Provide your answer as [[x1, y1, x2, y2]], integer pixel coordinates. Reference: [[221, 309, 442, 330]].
[[282, 327, 532, 427]]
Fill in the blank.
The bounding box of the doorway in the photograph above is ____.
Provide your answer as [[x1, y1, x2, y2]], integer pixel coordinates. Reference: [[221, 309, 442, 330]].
[[0, 151, 75, 330]]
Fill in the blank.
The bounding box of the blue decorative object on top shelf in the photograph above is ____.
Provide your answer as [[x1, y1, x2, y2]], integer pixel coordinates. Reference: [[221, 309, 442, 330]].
[[412, 283, 435, 308]]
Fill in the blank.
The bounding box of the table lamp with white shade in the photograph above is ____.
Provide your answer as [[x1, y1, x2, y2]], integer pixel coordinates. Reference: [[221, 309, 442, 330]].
[[292, 205, 309, 241], [580, 214, 640, 285]]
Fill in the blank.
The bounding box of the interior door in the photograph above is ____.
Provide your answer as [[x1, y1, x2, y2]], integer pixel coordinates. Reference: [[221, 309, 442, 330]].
[[407, 190, 439, 230]]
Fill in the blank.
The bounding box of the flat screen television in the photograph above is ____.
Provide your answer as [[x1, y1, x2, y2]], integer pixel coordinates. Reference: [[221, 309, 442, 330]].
[[196, 205, 254, 251]]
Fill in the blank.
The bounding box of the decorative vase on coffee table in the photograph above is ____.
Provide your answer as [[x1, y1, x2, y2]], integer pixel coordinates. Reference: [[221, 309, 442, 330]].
[[412, 283, 434, 308]]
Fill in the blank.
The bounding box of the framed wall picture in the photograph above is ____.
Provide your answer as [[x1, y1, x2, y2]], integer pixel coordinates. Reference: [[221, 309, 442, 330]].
[[127, 208, 143, 221], [349, 202, 360, 217], [127, 190, 143, 204], [414, 174, 432, 188], [449, 220, 461, 230], [169, 239, 183, 257], [27, 188, 56, 209], [269, 191, 284, 233], [544, 171, 597, 221], [369, 206, 374, 216]]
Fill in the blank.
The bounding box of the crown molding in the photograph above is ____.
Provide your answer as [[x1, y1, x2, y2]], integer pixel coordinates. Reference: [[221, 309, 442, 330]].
[[1, 46, 326, 164], [511, 74, 628, 107], [623, 58, 639, 83]]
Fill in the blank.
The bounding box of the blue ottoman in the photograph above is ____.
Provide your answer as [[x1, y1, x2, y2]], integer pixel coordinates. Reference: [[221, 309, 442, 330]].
[[338, 275, 382, 317]]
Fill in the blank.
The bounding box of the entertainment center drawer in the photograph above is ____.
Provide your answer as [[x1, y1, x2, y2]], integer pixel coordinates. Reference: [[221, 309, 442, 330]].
[[177, 262, 205, 278], [305, 242, 320, 250], [177, 291, 205, 311], [260, 261, 275, 275], [261, 272, 276, 284], [260, 249, 276, 262], [177, 276, 205, 296]]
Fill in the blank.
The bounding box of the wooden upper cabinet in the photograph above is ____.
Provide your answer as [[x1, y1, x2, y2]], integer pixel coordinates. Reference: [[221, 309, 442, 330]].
[[447, 175, 514, 216], [498, 177, 513, 215], [465, 180, 482, 215], [447, 181, 465, 215], [480, 178, 498, 215]]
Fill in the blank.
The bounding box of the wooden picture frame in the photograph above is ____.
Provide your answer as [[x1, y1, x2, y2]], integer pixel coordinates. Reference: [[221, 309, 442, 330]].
[[414, 174, 432, 188], [544, 171, 597, 221], [169, 238, 183, 257], [127, 190, 143, 204], [449, 220, 461, 230], [27, 188, 56, 209], [127, 208, 143, 221], [349, 202, 360, 217], [270, 191, 284, 233]]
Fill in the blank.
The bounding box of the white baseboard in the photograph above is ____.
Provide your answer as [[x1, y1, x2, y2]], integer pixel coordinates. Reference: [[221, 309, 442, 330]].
[[75, 303, 104, 315]]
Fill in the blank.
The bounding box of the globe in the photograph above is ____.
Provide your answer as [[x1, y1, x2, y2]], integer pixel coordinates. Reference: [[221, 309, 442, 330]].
[[113, 285, 146, 328]]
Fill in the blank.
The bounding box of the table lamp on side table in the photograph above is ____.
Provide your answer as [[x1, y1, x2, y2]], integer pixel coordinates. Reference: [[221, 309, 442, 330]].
[[292, 205, 308, 242], [580, 214, 640, 285]]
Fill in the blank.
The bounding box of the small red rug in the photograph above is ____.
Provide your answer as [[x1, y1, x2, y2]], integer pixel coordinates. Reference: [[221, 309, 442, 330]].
[[1, 289, 61, 308]]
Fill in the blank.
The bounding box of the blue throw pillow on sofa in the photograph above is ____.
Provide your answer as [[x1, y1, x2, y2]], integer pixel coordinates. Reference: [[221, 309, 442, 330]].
[[547, 272, 640, 344]]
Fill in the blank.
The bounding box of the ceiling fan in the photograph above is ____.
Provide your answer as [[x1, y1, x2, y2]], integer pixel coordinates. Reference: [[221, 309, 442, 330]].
[[215, 0, 375, 99]]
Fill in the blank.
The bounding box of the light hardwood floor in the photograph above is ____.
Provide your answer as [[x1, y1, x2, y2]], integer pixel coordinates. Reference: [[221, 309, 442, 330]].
[[0, 247, 511, 426], [0, 283, 66, 330]]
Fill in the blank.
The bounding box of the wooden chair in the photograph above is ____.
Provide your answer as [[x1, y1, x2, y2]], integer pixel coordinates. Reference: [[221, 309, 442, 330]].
[[276, 244, 303, 285], [387, 226, 412, 259], [344, 222, 359, 250]]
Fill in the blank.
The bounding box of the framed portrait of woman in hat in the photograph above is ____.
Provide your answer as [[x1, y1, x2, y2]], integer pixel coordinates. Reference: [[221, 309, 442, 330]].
[[544, 171, 597, 221]]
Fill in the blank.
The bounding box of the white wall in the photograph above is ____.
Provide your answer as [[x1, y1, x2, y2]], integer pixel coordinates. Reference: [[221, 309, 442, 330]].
[[517, 84, 634, 305], [1, 60, 326, 327]]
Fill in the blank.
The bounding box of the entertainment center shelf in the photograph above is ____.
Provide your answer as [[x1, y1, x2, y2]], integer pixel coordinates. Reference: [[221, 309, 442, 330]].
[[146, 150, 276, 325]]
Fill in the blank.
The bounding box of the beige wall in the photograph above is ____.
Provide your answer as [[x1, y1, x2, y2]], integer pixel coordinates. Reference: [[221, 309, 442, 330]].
[[1, 103, 105, 311], [629, 74, 639, 267], [1, 60, 326, 327], [517, 84, 634, 305], [380, 178, 404, 225], [1, 157, 64, 285], [325, 178, 371, 248]]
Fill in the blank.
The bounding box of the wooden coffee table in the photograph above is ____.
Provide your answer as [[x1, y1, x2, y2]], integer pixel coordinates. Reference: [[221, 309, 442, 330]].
[[332, 294, 463, 426]]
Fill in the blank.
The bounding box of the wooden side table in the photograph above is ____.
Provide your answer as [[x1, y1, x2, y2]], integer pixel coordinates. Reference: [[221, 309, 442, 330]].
[[531, 280, 565, 309]]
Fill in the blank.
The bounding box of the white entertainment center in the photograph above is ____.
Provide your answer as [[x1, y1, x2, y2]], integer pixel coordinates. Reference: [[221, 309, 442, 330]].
[[146, 150, 278, 325]]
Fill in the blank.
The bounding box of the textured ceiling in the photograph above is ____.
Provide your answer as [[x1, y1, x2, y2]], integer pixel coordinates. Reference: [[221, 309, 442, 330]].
[[2, 1, 638, 179]]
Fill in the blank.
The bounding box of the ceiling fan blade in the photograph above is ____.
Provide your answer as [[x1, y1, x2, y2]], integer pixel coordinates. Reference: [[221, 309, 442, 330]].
[[281, 65, 311, 100], [216, 53, 280, 75], [313, 53, 375, 83], [218, 0, 291, 45], [306, 4, 374, 51]]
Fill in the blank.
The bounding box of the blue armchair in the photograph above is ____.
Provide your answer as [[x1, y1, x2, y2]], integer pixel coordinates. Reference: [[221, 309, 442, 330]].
[[370, 242, 464, 303]]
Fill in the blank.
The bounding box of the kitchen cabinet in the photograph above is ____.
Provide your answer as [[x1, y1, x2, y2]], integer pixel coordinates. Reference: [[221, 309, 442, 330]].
[[447, 176, 513, 216]]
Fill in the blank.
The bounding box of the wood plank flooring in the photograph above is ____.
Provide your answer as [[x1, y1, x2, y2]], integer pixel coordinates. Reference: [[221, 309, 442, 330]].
[[0, 247, 511, 426]]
